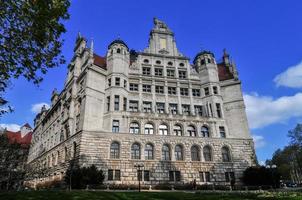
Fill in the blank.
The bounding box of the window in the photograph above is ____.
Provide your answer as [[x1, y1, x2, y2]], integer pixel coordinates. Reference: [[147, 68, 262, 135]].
[[203, 146, 212, 161], [169, 104, 178, 115], [162, 144, 171, 161], [129, 122, 140, 134], [159, 124, 168, 135], [108, 169, 113, 181], [143, 59, 149, 64], [129, 100, 138, 112], [167, 69, 175, 77], [117, 48, 121, 53], [213, 86, 218, 94], [131, 143, 141, 159], [180, 88, 189, 96], [123, 97, 127, 111], [142, 67, 151, 75], [108, 78, 111, 87], [182, 104, 190, 115], [156, 102, 165, 113], [222, 147, 231, 162], [191, 146, 200, 161], [175, 145, 183, 160], [219, 126, 226, 138], [155, 68, 163, 76], [108, 169, 120, 181], [156, 60, 161, 65], [194, 105, 203, 116], [110, 142, 120, 159], [204, 87, 209, 96], [112, 120, 119, 133], [114, 95, 119, 111], [169, 171, 181, 182], [106, 96, 110, 112], [143, 101, 152, 113], [145, 144, 154, 160], [201, 126, 210, 137], [225, 172, 235, 182], [201, 59, 205, 65], [167, 61, 173, 66], [73, 142, 77, 158], [216, 103, 222, 118], [124, 80, 127, 88], [115, 170, 121, 180], [187, 125, 196, 137], [155, 86, 164, 94], [179, 71, 186, 79], [144, 170, 150, 181], [173, 124, 182, 136], [179, 63, 184, 67], [144, 123, 154, 135], [200, 172, 211, 182], [115, 77, 120, 86], [168, 87, 176, 95], [142, 84, 151, 92], [129, 83, 139, 91], [192, 89, 200, 97]]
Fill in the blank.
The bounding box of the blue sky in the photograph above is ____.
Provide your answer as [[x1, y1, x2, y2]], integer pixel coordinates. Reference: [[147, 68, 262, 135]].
[[1, 0, 302, 164]]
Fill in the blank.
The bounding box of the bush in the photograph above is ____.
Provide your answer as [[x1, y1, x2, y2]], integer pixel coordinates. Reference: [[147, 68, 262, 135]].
[[242, 166, 280, 187]]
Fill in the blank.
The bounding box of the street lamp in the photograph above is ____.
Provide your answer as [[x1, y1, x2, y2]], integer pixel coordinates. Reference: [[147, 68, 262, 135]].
[[266, 164, 277, 188], [134, 163, 144, 192]]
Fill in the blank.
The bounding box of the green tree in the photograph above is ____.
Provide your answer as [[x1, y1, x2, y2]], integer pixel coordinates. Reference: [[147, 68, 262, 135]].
[[0, 0, 70, 116], [288, 124, 302, 147]]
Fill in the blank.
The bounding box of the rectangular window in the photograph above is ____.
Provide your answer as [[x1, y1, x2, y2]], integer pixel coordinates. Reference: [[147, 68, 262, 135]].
[[114, 95, 119, 111], [175, 171, 181, 181], [182, 104, 190, 115], [144, 170, 150, 181], [155, 68, 163, 76], [129, 83, 139, 91], [142, 84, 151, 92], [129, 101, 139, 112], [142, 67, 151, 75], [108, 169, 113, 181], [219, 126, 226, 138], [167, 69, 175, 78], [168, 87, 176, 95], [180, 88, 189, 96], [106, 96, 110, 112], [156, 102, 165, 114], [155, 86, 164, 94], [213, 86, 218, 94], [108, 78, 111, 87], [179, 71, 186, 79], [194, 105, 203, 116], [204, 87, 210, 96], [169, 104, 178, 115], [199, 172, 205, 182], [115, 170, 121, 181], [124, 80, 127, 88], [115, 77, 120, 86], [143, 101, 152, 113], [192, 89, 201, 97], [205, 172, 211, 182], [123, 97, 127, 111], [169, 171, 175, 181], [112, 120, 119, 133], [216, 103, 222, 118]]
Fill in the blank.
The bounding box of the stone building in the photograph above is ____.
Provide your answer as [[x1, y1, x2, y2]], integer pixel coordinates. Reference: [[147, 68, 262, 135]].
[[27, 18, 256, 187]]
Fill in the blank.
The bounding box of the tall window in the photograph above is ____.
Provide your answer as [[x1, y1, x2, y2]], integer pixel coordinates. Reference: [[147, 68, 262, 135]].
[[182, 104, 190, 115], [114, 95, 119, 111], [144, 143, 154, 160], [200, 172, 211, 182], [143, 101, 152, 113], [173, 124, 182, 136], [169, 104, 178, 114], [222, 147, 231, 162], [213, 86, 218, 94], [124, 80, 127, 88], [194, 105, 203, 116], [204, 87, 209, 96], [110, 142, 120, 159], [191, 146, 200, 161], [129, 100, 138, 112], [175, 145, 183, 161], [156, 102, 165, 113], [115, 77, 120, 86], [108, 78, 111, 87], [123, 97, 127, 111], [159, 124, 168, 135], [216, 103, 222, 118], [106, 96, 110, 112], [112, 120, 119, 133], [203, 146, 212, 161], [162, 144, 170, 161], [219, 126, 226, 138], [144, 123, 154, 134], [201, 126, 210, 137], [129, 122, 140, 134], [131, 143, 141, 159], [169, 171, 181, 182], [187, 125, 196, 137]]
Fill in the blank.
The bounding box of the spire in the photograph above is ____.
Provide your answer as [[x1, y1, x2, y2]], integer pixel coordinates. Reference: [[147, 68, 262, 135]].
[[90, 38, 94, 56], [222, 48, 230, 65]]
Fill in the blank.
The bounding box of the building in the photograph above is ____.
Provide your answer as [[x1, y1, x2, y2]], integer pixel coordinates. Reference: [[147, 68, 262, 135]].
[[27, 18, 256, 187]]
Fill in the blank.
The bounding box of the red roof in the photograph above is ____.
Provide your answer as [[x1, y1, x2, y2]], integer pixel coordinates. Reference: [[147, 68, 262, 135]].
[[217, 63, 234, 81], [6, 131, 32, 147], [93, 54, 107, 70]]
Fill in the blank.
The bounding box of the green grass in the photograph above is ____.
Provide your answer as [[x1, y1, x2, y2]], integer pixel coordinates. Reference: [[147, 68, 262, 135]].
[[0, 191, 301, 200]]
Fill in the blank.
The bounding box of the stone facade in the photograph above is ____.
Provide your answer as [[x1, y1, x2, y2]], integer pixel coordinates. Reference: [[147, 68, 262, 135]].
[[27, 18, 256, 187]]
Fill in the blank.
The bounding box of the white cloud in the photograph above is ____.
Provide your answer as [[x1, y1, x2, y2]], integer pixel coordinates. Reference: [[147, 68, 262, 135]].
[[252, 134, 266, 148], [0, 123, 21, 132], [244, 92, 302, 129], [31, 102, 50, 114], [274, 61, 302, 88]]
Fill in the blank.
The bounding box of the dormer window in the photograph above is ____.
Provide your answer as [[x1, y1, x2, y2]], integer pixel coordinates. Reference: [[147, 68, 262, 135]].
[[143, 59, 149, 64], [156, 60, 161, 65]]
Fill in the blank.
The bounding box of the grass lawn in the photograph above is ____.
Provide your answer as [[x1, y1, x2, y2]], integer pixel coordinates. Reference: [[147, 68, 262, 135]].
[[0, 191, 301, 200]]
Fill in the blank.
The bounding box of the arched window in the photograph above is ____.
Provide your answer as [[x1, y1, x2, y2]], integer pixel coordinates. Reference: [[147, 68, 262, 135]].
[[145, 143, 154, 160], [130, 122, 140, 134], [159, 124, 168, 135], [175, 145, 183, 161], [191, 146, 200, 161], [162, 144, 170, 161], [144, 123, 154, 134], [173, 124, 182, 136], [187, 125, 196, 137], [117, 48, 121, 54], [110, 142, 120, 159], [203, 146, 212, 161], [201, 126, 210, 137], [131, 143, 141, 159], [222, 146, 231, 162]]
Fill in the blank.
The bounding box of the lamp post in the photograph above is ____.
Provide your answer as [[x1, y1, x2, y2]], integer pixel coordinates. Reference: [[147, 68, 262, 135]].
[[266, 164, 277, 188], [134, 163, 144, 192]]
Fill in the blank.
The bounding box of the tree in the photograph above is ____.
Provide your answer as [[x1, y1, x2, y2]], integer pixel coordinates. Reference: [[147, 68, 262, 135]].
[[0, 0, 70, 116], [242, 166, 280, 188], [288, 124, 302, 147]]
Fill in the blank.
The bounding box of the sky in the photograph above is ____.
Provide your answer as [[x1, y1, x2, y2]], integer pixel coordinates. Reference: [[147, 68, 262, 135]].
[[1, 0, 302, 164]]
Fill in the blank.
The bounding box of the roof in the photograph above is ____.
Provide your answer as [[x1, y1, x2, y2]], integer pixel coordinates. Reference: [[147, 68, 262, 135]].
[[217, 63, 234, 81], [6, 130, 32, 147], [193, 50, 215, 64], [23, 123, 32, 129], [93, 54, 107, 70], [108, 39, 129, 50]]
